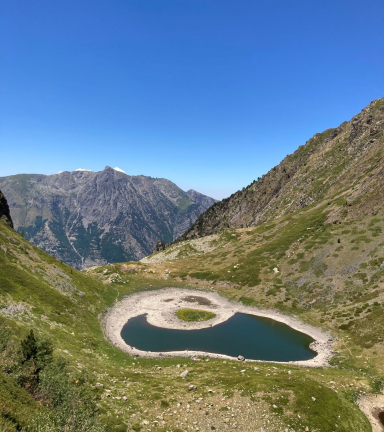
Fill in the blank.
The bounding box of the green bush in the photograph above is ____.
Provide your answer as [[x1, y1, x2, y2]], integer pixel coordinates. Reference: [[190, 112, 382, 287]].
[[0, 323, 106, 432]]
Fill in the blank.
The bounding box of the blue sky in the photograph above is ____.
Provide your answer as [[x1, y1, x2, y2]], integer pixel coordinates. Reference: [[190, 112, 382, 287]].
[[1, 0, 383, 199]]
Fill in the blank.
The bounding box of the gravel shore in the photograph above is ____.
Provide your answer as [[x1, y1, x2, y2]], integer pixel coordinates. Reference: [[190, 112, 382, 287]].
[[102, 287, 335, 366]]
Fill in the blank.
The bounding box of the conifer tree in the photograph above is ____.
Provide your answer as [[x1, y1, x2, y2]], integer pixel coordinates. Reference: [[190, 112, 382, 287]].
[[21, 329, 38, 362]]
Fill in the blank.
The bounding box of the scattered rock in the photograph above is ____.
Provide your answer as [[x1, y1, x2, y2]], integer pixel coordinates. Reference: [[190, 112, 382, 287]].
[[108, 273, 122, 283], [237, 355, 245, 361], [180, 370, 189, 379], [189, 385, 197, 391]]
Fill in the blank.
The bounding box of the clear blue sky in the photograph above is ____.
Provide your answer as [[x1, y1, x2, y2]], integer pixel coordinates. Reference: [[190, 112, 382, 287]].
[[1, 0, 383, 199]]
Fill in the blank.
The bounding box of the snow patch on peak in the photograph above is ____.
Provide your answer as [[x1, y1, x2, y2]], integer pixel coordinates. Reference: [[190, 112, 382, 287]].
[[75, 168, 93, 172], [113, 167, 126, 174]]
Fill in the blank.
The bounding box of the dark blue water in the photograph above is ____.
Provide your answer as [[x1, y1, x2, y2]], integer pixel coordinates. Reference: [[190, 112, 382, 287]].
[[121, 313, 315, 361]]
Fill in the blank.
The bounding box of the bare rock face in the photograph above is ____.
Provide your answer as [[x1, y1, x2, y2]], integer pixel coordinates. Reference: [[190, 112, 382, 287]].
[[178, 97, 384, 241], [0, 190, 13, 228], [0, 168, 216, 269]]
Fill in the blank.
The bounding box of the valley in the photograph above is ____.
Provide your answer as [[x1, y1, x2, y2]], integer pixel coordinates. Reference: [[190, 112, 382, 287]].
[[1, 97, 384, 431]]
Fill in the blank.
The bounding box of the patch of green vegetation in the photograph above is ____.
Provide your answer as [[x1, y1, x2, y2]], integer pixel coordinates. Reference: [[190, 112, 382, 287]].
[[176, 244, 200, 259], [189, 271, 219, 281], [266, 286, 282, 296], [175, 308, 216, 322], [351, 235, 372, 244], [368, 226, 382, 237], [239, 297, 256, 306], [354, 273, 368, 283]]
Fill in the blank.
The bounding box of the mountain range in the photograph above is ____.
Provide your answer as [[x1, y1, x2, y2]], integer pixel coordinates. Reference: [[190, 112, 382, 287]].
[[0, 167, 216, 269]]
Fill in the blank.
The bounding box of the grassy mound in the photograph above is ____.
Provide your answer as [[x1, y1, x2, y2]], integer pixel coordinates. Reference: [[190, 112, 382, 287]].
[[175, 308, 216, 322]]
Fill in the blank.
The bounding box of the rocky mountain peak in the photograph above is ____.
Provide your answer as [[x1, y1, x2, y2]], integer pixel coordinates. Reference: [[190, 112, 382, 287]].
[[0, 172, 216, 269]]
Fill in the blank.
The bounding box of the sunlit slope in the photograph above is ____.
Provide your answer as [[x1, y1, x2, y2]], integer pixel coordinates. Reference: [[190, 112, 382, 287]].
[[139, 200, 384, 373], [0, 218, 112, 339], [180, 97, 384, 241]]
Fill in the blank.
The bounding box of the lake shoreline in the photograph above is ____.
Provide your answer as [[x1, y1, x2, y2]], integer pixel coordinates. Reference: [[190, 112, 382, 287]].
[[102, 287, 335, 367]]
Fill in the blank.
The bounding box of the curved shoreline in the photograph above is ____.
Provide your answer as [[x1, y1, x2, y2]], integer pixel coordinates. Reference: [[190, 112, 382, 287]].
[[102, 288, 335, 367]]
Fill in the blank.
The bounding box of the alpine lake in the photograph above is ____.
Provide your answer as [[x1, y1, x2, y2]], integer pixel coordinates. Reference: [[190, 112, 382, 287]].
[[121, 312, 316, 362]]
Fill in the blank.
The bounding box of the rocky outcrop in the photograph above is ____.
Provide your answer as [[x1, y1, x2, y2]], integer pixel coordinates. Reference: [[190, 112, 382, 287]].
[[178, 97, 384, 241], [0, 190, 13, 228], [0, 168, 215, 269]]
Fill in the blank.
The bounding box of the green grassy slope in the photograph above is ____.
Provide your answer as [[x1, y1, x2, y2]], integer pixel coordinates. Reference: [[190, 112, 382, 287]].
[[0, 371, 47, 432], [0, 217, 376, 431]]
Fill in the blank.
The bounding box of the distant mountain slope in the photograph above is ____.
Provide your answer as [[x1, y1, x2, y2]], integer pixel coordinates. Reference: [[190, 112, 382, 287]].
[[0, 167, 216, 269], [179, 97, 384, 241]]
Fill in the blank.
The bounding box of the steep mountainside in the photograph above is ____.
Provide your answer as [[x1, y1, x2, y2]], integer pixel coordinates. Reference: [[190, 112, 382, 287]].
[[0, 190, 13, 228], [0, 167, 215, 269], [180, 98, 384, 241]]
